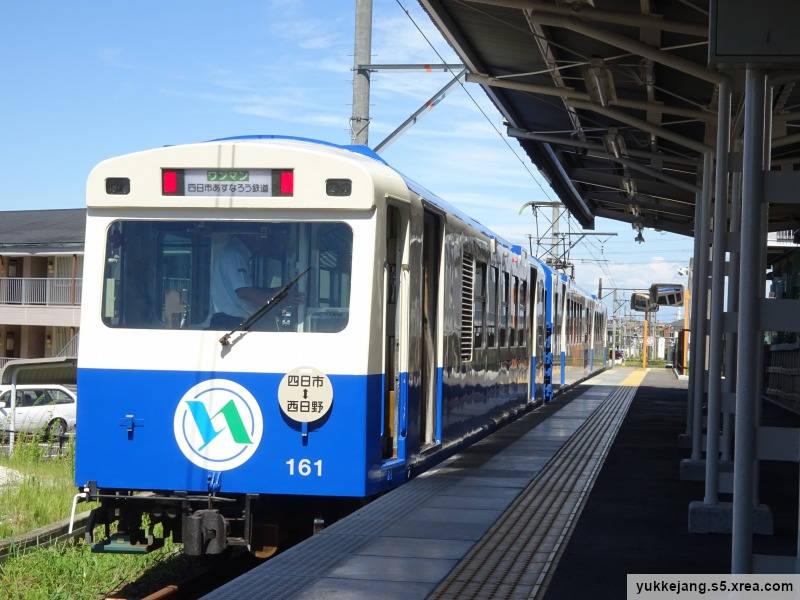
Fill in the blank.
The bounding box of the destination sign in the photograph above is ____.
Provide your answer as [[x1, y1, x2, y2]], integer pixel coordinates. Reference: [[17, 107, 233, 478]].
[[161, 168, 294, 197]]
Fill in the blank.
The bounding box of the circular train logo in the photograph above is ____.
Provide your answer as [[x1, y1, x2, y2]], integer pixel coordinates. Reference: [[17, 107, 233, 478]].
[[173, 379, 263, 471]]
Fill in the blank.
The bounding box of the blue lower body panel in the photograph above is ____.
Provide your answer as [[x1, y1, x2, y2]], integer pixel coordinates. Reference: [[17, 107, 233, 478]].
[[76, 368, 387, 497]]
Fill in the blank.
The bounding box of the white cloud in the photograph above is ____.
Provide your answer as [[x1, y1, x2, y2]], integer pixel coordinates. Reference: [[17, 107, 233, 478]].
[[308, 113, 349, 128], [372, 12, 456, 64]]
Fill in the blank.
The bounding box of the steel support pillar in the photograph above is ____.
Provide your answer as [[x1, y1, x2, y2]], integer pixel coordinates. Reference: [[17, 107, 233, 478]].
[[704, 80, 731, 503], [688, 82, 732, 532], [732, 68, 766, 574], [691, 153, 713, 462], [683, 193, 703, 447], [722, 168, 742, 463]]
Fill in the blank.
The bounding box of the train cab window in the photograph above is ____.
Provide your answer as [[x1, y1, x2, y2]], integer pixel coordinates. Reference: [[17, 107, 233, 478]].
[[474, 261, 487, 348], [487, 266, 497, 347], [101, 220, 353, 333]]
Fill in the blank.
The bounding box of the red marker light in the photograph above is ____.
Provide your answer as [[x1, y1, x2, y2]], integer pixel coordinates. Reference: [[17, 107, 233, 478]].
[[162, 170, 178, 194], [280, 170, 294, 195]]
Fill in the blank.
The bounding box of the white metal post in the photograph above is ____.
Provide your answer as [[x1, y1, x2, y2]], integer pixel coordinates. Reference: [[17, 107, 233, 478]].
[[704, 81, 731, 503], [722, 167, 742, 463], [691, 153, 713, 461], [732, 68, 766, 574], [686, 198, 702, 440]]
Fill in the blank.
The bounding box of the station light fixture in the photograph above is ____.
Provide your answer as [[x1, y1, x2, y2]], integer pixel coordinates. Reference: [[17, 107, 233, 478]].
[[603, 128, 628, 158], [633, 222, 645, 244], [583, 58, 617, 108], [622, 178, 636, 199]]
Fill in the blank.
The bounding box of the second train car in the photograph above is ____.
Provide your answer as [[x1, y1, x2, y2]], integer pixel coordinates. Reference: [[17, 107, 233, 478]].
[[75, 136, 607, 555]]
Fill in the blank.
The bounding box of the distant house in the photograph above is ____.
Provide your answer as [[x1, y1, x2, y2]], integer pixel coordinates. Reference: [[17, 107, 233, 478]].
[[0, 209, 85, 369]]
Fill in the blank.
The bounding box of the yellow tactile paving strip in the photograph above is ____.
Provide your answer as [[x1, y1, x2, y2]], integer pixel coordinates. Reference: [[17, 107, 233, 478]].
[[621, 368, 649, 387]]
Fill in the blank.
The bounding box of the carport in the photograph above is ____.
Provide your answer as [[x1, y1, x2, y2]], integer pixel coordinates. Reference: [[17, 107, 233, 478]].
[[1, 357, 77, 452]]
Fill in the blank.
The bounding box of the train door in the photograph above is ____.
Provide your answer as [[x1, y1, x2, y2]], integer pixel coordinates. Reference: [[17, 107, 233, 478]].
[[420, 209, 441, 448], [537, 277, 546, 391], [559, 282, 567, 386], [528, 267, 538, 401], [382, 204, 409, 462]]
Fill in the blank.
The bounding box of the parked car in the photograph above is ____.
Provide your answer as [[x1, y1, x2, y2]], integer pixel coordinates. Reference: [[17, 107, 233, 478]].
[[0, 384, 76, 438]]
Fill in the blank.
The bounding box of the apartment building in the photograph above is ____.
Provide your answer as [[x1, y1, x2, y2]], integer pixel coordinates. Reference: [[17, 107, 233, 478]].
[[0, 209, 85, 369]]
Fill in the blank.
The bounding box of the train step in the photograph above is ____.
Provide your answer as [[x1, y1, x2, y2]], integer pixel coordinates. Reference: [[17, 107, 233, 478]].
[[91, 532, 163, 554]]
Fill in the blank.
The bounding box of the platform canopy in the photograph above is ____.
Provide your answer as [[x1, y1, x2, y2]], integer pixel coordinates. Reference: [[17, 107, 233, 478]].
[[417, 0, 800, 236]]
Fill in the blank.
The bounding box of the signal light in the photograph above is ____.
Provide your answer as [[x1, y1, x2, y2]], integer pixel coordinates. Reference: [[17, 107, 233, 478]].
[[163, 170, 178, 195], [280, 170, 294, 195]]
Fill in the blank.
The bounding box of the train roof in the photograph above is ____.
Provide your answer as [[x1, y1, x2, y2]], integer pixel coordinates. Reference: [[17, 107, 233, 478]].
[[213, 135, 517, 251], [212, 136, 598, 301]]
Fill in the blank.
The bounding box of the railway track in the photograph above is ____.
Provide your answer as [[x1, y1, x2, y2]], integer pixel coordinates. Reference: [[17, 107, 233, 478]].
[[105, 548, 258, 600]]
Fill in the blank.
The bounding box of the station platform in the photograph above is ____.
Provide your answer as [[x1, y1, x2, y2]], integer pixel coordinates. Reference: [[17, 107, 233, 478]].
[[203, 366, 648, 600]]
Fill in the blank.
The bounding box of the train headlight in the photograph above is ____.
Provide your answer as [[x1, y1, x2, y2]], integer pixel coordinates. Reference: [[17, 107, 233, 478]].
[[325, 178, 351, 196], [105, 177, 130, 195]]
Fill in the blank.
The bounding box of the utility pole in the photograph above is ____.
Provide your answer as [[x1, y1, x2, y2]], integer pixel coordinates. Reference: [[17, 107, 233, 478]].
[[612, 289, 617, 366], [551, 204, 560, 267], [351, 0, 372, 145], [642, 309, 649, 369]]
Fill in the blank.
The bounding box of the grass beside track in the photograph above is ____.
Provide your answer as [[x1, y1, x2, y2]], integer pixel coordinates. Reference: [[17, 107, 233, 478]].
[[0, 435, 81, 540], [0, 436, 202, 599], [0, 535, 192, 600]]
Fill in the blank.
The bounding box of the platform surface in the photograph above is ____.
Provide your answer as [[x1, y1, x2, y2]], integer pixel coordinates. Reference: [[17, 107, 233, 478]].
[[203, 367, 637, 600]]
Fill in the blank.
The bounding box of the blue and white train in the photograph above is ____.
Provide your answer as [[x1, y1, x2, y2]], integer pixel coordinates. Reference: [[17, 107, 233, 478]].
[[75, 136, 606, 555]]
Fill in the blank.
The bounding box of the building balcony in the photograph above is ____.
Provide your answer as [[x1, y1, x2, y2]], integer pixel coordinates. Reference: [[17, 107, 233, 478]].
[[1, 277, 82, 306], [0, 278, 82, 327]]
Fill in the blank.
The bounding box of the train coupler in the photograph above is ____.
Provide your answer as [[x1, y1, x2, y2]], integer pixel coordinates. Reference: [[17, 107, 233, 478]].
[[183, 509, 228, 556]]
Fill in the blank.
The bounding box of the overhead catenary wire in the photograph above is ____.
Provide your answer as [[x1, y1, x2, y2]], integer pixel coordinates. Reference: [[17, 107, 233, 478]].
[[394, 0, 556, 203]]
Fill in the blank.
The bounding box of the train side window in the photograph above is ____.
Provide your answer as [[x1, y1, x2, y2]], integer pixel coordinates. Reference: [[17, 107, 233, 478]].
[[537, 281, 545, 353], [499, 272, 508, 347], [474, 261, 487, 349], [510, 276, 519, 346], [553, 285, 560, 352], [567, 298, 573, 344], [487, 266, 497, 347], [520, 281, 527, 348]]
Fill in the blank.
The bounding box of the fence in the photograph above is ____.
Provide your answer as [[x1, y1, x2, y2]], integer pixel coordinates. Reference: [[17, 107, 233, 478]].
[[0, 278, 82, 306]]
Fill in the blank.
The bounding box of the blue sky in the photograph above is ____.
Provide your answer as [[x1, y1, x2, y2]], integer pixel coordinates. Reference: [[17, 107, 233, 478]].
[[0, 0, 692, 322]]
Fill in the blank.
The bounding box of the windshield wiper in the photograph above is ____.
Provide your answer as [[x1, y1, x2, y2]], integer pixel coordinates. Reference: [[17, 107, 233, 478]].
[[219, 267, 310, 346]]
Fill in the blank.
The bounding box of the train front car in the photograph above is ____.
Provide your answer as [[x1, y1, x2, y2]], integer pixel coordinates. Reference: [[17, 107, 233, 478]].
[[76, 138, 410, 555]]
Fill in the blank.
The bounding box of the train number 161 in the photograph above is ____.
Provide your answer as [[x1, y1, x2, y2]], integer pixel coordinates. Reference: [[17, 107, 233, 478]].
[[286, 458, 323, 477]]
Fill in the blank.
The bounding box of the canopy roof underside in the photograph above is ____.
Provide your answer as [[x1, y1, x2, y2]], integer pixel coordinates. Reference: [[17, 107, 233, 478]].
[[418, 0, 800, 237]]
